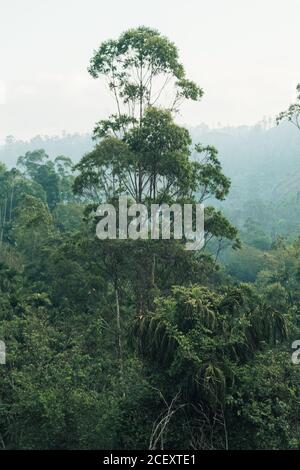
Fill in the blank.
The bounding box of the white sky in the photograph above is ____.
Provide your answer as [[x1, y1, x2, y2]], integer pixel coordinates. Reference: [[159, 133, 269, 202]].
[[0, 0, 299, 141]]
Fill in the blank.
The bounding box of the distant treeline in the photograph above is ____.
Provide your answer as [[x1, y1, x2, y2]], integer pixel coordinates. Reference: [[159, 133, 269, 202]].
[[2, 121, 300, 203]]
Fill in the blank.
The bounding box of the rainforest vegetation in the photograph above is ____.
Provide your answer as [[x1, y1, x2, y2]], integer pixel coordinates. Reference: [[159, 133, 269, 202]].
[[1, 27, 300, 450]]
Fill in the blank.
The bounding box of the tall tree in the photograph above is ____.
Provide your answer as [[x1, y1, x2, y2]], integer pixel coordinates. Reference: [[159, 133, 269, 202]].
[[73, 27, 240, 380]]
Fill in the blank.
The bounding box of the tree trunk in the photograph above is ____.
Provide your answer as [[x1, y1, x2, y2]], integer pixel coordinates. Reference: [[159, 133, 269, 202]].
[[115, 281, 123, 377]]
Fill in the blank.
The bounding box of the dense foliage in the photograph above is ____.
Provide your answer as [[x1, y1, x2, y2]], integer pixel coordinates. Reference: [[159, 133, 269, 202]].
[[0, 28, 299, 450]]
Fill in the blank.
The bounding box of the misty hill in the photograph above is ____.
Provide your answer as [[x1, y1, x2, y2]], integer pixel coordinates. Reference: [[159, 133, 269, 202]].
[[190, 121, 300, 203], [1, 121, 300, 208], [0, 133, 93, 168]]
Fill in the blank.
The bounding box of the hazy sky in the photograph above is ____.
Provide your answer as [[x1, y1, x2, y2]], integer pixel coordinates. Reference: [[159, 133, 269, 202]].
[[0, 0, 299, 142]]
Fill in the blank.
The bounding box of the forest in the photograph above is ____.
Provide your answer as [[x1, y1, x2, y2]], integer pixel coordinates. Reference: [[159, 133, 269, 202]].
[[1, 26, 300, 450]]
